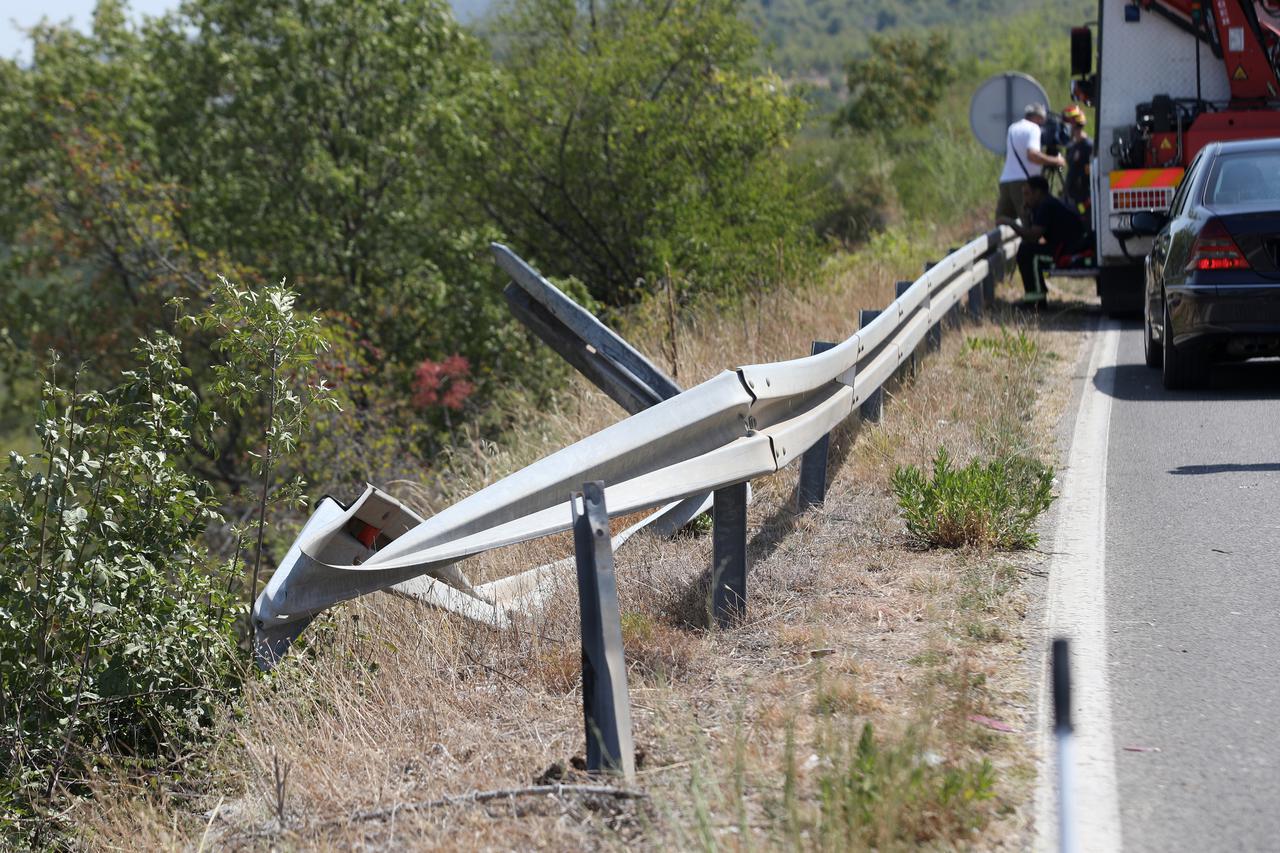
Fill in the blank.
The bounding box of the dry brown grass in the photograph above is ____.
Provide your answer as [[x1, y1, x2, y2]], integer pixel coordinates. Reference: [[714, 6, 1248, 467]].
[[69, 218, 1096, 851]]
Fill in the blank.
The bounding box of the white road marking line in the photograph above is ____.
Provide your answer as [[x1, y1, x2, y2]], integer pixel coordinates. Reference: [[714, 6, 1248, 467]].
[[1037, 318, 1123, 852]]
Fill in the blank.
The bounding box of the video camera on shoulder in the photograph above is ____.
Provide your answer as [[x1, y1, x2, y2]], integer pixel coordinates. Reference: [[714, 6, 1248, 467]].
[[1041, 112, 1071, 156]]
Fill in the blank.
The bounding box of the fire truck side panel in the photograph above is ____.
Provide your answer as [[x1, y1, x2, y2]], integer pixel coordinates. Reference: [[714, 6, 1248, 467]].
[[1096, 0, 1232, 264]]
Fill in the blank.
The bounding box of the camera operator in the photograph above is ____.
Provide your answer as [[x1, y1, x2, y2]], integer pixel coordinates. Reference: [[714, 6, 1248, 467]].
[[995, 103, 1066, 226]]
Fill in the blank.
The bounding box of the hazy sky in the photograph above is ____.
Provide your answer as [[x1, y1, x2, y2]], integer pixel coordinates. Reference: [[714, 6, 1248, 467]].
[[1, 0, 179, 63]]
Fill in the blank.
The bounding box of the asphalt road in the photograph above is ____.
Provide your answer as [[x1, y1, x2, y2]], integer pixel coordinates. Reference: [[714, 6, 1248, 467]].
[[1104, 324, 1280, 851]]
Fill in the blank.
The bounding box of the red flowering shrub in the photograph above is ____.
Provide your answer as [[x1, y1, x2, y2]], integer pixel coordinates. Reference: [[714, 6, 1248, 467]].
[[412, 354, 474, 411]]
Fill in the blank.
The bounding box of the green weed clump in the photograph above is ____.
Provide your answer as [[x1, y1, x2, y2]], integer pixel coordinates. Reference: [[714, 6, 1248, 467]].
[[963, 328, 1042, 362], [892, 448, 1054, 549], [783, 722, 996, 848]]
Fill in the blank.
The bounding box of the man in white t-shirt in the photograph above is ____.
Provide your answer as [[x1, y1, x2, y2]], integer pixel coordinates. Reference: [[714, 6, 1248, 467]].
[[996, 103, 1066, 224]]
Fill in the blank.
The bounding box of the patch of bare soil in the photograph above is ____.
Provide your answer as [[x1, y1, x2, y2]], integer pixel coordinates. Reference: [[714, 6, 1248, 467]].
[[72, 229, 1096, 851]]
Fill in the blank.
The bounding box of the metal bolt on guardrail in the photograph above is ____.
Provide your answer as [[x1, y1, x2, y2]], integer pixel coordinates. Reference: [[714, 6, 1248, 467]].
[[572, 481, 636, 781]]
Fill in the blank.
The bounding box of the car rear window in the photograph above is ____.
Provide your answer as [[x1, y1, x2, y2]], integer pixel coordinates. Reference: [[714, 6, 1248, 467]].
[[1204, 151, 1280, 205]]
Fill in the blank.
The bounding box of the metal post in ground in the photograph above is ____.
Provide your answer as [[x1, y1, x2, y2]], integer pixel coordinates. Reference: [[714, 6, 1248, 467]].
[[922, 262, 945, 351], [927, 303, 943, 350], [986, 242, 1003, 303], [968, 281, 984, 320], [858, 310, 883, 422], [797, 341, 836, 511], [1053, 637, 1076, 853], [948, 302, 962, 329], [571, 481, 636, 781], [711, 481, 749, 627], [895, 281, 918, 377]]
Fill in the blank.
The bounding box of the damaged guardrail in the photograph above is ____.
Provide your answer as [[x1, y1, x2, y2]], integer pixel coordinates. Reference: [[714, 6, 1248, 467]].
[[252, 226, 1017, 667]]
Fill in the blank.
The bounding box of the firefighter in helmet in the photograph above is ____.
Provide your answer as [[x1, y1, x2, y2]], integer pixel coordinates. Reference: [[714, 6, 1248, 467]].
[[1062, 104, 1092, 219]]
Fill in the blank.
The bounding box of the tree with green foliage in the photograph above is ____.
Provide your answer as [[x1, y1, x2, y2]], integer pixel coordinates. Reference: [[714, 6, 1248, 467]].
[[143, 0, 510, 371], [836, 32, 955, 136], [0, 0, 558, 482], [476, 0, 818, 305], [0, 278, 332, 844]]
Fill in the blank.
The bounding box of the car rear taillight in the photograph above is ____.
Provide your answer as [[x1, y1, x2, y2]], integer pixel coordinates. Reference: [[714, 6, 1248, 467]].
[[1186, 218, 1251, 272]]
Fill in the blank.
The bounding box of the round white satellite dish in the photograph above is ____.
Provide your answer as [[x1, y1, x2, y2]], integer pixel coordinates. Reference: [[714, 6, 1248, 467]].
[[970, 72, 1051, 155]]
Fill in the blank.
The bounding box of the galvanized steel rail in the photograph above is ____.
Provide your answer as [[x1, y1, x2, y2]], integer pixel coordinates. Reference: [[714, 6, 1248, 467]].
[[252, 227, 1018, 664]]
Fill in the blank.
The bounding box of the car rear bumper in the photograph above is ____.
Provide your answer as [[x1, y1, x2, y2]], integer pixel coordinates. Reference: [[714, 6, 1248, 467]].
[[1171, 283, 1280, 352]]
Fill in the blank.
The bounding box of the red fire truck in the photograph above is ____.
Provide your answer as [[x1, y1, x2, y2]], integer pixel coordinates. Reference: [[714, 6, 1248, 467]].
[[1075, 0, 1280, 312]]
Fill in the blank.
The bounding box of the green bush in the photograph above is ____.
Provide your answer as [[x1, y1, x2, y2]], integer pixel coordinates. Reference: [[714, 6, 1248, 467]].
[[784, 722, 996, 847], [0, 280, 331, 845], [962, 328, 1041, 362], [891, 448, 1054, 549], [798, 134, 897, 246], [0, 341, 239, 842]]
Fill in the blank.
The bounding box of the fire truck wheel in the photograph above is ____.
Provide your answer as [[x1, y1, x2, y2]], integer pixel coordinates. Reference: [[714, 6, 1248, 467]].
[[1098, 266, 1143, 318]]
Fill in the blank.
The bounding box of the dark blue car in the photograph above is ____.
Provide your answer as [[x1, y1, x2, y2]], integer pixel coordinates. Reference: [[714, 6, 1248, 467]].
[[1137, 138, 1280, 389]]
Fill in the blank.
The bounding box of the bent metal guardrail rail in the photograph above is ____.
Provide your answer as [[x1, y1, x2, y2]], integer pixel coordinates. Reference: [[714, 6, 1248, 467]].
[[251, 226, 1018, 667]]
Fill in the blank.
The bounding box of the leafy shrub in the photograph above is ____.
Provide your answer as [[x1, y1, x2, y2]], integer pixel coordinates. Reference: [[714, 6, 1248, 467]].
[[891, 448, 1054, 549], [0, 280, 332, 844], [0, 341, 239, 842], [835, 32, 955, 136], [800, 135, 898, 246]]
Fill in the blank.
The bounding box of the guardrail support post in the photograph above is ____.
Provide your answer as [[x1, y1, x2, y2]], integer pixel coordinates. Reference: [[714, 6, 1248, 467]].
[[712, 481, 749, 627], [926, 306, 943, 352], [798, 341, 836, 511], [968, 281, 984, 320], [922, 261, 944, 350], [858, 310, 884, 423], [572, 481, 636, 782], [895, 281, 918, 378], [986, 244, 1003, 303]]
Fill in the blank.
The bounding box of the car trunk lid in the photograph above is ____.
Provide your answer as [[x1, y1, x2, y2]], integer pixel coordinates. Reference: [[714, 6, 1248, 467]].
[[1206, 204, 1280, 279]]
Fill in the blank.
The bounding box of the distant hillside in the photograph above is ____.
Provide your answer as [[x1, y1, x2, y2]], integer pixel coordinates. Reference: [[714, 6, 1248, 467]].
[[753, 0, 1034, 74], [456, 0, 1089, 79]]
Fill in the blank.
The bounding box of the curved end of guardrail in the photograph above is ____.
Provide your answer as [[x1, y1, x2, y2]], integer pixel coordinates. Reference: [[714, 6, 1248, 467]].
[[254, 611, 315, 670]]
